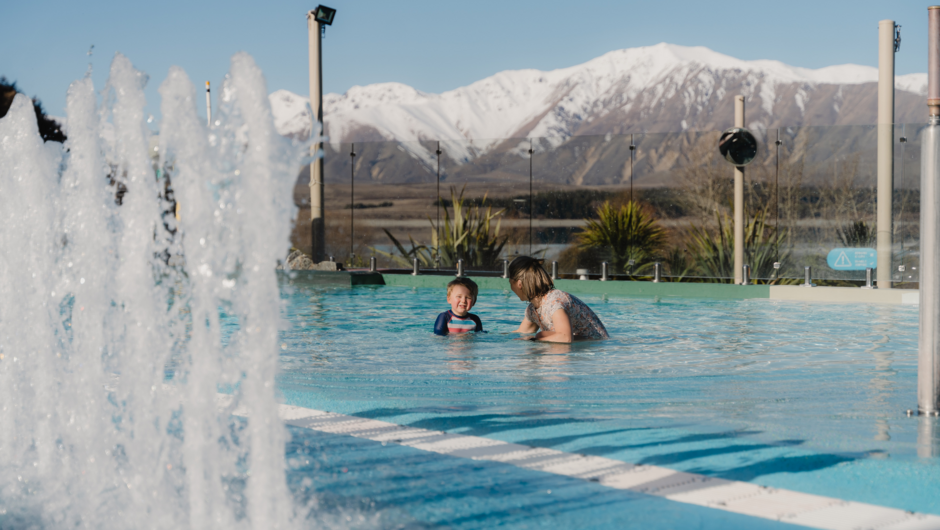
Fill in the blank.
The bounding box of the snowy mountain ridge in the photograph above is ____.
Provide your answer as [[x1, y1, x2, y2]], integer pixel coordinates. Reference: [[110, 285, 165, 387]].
[[270, 42, 927, 161]]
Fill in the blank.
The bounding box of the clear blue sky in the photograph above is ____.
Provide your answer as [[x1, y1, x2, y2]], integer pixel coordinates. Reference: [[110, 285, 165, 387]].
[[2, 0, 935, 123]]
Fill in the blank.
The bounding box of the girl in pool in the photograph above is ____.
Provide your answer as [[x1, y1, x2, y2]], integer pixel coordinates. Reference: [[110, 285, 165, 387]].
[[508, 256, 609, 342]]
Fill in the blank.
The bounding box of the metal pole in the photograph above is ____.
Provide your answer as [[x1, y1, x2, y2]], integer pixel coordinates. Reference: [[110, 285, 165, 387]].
[[734, 96, 745, 284], [629, 134, 635, 203], [205, 81, 211, 127], [370, 256, 376, 272], [308, 11, 326, 262], [350, 143, 355, 261], [775, 129, 781, 268], [529, 139, 534, 255], [456, 259, 464, 278], [863, 267, 875, 289], [412, 258, 419, 276], [742, 264, 751, 286], [551, 261, 558, 280], [919, 6, 940, 415], [877, 19, 897, 289], [653, 262, 662, 283], [601, 262, 609, 282], [502, 259, 509, 279], [436, 141, 442, 262], [801, 266, 815, 287]]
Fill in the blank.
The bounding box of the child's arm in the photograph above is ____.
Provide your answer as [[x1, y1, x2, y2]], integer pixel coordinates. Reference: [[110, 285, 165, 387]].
[[433, 312, 450, 336], [534, 308, 572, 343], [470, 314, 485, 333]]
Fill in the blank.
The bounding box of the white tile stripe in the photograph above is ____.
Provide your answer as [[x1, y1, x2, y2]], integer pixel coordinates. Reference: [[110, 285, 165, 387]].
[[218, 395, 940, 530]]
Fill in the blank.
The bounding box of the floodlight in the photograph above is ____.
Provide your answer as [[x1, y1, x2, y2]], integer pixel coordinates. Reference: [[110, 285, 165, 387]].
[[718, 127, 758, 167], [313, 5, 336, 25]]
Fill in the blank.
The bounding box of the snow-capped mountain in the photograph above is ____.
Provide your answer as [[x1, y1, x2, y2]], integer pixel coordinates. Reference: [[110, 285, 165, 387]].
[[271, 42, 927, 161]]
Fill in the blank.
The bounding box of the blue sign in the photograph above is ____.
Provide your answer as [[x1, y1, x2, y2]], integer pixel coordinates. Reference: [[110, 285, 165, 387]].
[[826, 248, 877, 271]]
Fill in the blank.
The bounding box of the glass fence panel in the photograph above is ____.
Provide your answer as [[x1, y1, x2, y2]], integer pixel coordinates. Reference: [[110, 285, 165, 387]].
[[342, 140, 438, 269], [437, 137, 532, 272], [767, 125, 878, 284], [531, 133, 636, 279], [296, 124, 928, 284], [895, 123, 923, 287]]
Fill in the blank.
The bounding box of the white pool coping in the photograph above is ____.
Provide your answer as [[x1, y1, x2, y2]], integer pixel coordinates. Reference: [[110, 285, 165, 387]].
[[218, 394, 940, 530], [769, 286, 919, 305]]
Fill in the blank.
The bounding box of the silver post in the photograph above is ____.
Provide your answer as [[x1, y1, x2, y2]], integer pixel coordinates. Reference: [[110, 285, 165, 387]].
[[329, 255, 334, 263], [742, 264, 751, 285], [412, 258, 419, 276], [920, 5, 940, 416], [801, 266, 816, 287], [307, 10, 326, 262], [877, 19, 897, 289], [733, 96, 745, 285], [502, 259, 509, 279], [370, 256, 376, 272], [653, 262, 662, 283], [862, 267, 876, 289], [551, 261, 558, 280], [601, 262, 609, 281], [456, 259, 464, 277]]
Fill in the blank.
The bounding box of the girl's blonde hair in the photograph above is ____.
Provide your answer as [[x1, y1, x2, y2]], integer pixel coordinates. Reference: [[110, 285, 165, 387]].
[[508, 256, 554, 301]]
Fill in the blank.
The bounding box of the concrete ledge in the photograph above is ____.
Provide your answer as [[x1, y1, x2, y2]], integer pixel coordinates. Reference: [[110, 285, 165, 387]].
[[769, 285, 919, 305], [381, 274, 918, 304], [279, 270, 385, 287], [381, 274, 768, 300]]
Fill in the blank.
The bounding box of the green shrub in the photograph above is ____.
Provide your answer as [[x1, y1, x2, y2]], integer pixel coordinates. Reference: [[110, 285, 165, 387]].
[[375, 186, 508, 269], [686, 209, 790, 282], [578, 201, 668, 274]]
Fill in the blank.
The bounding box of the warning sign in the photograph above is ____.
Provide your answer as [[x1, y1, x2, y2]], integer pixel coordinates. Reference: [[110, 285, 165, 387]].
[[826, 248, 877, 271]]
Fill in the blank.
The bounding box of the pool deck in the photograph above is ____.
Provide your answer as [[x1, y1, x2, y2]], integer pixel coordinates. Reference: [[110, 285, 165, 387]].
[[375, 273, 919, 305]]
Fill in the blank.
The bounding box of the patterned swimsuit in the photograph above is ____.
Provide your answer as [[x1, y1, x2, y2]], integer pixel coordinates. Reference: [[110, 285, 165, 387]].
[[434, 310, 484, 335], [525, 289, 609, 340]]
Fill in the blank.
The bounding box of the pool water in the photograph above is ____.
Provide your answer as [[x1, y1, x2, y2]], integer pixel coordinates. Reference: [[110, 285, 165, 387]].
[[269, 278, 940, 528]]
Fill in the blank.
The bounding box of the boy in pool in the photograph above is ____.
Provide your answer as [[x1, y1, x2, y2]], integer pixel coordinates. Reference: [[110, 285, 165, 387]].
[[434, 277, 484, 335]]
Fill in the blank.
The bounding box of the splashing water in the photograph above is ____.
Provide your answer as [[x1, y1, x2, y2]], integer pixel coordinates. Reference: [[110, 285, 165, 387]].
[[0, 52, 305, 528]]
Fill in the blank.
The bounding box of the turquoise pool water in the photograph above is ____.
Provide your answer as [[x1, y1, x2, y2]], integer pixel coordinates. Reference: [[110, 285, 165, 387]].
[[270, 278, 939, 528]]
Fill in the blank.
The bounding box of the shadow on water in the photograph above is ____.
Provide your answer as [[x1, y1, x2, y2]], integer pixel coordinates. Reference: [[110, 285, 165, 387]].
[[689, 453, 857, 482], [352, 409, 599, 437], [516, 427, 654, 448]]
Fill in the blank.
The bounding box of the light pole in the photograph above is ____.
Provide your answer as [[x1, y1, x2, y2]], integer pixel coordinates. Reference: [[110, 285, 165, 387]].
[[307, 5, 336, 262], [528, 139, 533, 254], [718, 113, 758, 284], [436, 141, 442, 265], [350, 143, 355, 262]]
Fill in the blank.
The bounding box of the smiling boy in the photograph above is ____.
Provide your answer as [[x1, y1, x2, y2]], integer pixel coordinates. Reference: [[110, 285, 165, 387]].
[[433, 277, 484, 335]]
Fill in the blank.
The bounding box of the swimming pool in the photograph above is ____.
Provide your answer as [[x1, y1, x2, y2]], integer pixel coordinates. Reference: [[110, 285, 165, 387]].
[[266, 276, 940, 529]]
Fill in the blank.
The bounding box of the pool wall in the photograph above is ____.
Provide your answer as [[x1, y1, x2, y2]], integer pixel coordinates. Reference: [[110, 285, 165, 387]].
[[378, 274, 919, 304]]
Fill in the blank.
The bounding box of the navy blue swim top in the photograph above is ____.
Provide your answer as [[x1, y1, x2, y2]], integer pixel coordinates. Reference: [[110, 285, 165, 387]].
[[434, 310, 484, 336]]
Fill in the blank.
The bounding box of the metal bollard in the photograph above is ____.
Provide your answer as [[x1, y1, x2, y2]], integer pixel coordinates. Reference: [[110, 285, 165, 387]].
[[801, 266, 816, 287], [412, 258, 419, 276], [370, 256, 376, 272], [861, 267, 876, 289], [601, 262, 609, 281], [329, 255, 335, 263], [502, 259, 509, 279], [456, 259, 465, 277], [551, 261, 558, 280], [742, 264, 751, 285], [653, 262, 662, 283]]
